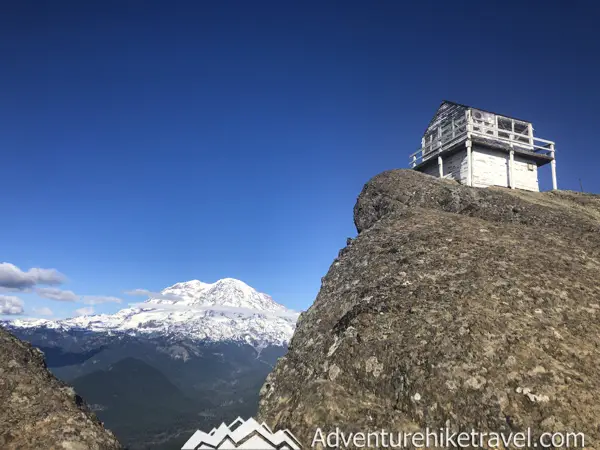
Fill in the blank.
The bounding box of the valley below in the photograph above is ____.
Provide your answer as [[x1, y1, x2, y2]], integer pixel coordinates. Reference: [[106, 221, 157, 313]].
[[4, 278, 295, 449]]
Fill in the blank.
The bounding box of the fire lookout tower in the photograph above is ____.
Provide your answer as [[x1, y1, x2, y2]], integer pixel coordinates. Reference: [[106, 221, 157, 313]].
[[410, 101, 557, 192]]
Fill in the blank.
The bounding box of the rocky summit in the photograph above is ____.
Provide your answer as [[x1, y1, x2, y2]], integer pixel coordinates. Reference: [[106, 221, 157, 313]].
[[258, 169, 600, 447], [0, 327, 122, 450]]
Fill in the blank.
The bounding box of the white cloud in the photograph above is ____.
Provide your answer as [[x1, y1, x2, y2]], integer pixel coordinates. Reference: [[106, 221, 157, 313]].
[[32, 307, 54, 316], [0, 262, 127, 316], [125, 289, 180, 301], [0, 262, 65, 289], [0, 286, 29, 294], [125, 289, 151, 296], [0, 295, 24, 315], [36, 287, 79, 302], [36, 287, 122, 306], [74, 306, 94, 316], [81, 295, 122, 305]]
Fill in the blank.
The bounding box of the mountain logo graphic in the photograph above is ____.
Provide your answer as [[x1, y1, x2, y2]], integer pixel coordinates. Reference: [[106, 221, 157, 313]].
[[181, 417, 301, 449]]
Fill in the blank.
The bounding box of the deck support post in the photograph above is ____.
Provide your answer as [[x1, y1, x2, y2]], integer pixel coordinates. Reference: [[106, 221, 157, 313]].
[[466, 139, 473, 187], [508, 150, 515, 189], [438, 155, 443, 178], [550, 144, 557, 190]]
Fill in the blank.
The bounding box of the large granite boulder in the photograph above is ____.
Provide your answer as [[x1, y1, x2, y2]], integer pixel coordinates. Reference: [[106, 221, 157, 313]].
[[259, 169, 600, 448]]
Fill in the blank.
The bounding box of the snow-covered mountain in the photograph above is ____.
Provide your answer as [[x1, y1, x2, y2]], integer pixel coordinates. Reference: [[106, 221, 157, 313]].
[[9, 278, 297, 347]]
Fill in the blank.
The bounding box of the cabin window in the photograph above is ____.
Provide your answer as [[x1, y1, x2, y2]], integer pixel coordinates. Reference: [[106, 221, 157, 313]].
[[514, 121, 530, 144], [498, 117, 512, 139], [495, 116, 531, 146], [440, 122, 453, 143], [471, 109, 495, 135]]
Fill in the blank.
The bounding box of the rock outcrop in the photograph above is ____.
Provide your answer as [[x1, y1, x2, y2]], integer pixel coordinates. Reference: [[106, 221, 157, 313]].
[[0, 326, 122, 450], [258, 169, 600, 447]]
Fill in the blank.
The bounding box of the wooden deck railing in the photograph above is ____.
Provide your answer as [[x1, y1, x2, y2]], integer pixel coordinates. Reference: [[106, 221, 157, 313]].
[[409, 113, 556, 168]]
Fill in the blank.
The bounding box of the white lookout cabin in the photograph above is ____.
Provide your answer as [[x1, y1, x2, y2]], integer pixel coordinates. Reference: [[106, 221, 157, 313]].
[[410, 101, 557, 191]]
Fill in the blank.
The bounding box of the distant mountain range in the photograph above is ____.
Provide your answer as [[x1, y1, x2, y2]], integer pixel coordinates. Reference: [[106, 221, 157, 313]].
[[9, 278, 297, 347], [3, 278, 297, 450]]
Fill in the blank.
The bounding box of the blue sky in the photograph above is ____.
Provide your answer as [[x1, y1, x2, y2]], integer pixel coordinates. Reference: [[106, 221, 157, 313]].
[[1, 0, 599, 319]]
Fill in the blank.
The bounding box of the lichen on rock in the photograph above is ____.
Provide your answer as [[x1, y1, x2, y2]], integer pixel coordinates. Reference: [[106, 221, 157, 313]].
[[258, 169, 600, 447]]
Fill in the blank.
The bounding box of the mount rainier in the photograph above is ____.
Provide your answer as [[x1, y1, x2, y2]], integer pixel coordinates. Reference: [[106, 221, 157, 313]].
[[9, 278, 297, 347]]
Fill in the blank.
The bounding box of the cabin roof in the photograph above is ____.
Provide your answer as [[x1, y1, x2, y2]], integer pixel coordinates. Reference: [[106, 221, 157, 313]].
[[425, 100, 532, 134]]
